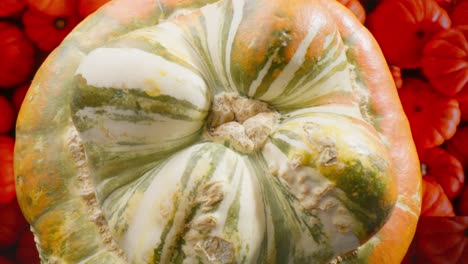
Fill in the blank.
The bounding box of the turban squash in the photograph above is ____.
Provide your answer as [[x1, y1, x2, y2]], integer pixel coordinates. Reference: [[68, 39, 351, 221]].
[[14, 0, 421, 263]]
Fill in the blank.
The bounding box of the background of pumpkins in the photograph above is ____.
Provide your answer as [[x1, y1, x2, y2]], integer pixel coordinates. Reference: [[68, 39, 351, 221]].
[[0, 0, 467, 263]]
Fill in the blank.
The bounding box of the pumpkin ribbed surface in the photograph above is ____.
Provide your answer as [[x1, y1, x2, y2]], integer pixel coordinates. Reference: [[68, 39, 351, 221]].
[[14, 0, 421, 263]]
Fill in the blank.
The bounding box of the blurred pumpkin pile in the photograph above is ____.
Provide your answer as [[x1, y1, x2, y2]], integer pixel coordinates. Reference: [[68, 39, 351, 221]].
[[0, 0, 467, 263]]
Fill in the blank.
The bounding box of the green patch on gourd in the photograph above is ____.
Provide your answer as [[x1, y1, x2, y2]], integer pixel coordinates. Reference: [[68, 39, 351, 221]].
[[71, 75, 206, 129], [325, 158, 393, 239]]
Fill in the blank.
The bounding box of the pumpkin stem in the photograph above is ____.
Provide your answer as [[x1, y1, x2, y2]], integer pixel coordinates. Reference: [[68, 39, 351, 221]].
[[54, 18, 67, 30], [204, 92, 280, 153]]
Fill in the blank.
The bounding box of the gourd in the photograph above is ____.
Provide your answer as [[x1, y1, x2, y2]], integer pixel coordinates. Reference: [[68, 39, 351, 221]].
[[14, 0, 421, 263]]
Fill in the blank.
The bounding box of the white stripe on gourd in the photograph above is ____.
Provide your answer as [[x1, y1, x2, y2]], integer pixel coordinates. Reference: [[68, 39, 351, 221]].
[[75, 47, 208, 109], [117, 143, 267, 263]]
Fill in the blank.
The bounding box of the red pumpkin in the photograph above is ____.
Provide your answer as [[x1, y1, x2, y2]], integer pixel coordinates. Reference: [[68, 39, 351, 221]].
[[22, 8, 80, 52], [12, 83, 30, 112], [26, 0, 77, 16], [415, 217, 468, 263], [422, 26, 468, 98], [451, 0, 468, 26], [446, 126, 468, 169], [337, 0, 366, 23], [0, 22, 36, 88], [77, 0, 110, 18], [0, 199, 28, 248], [15, 230, 40, 264], [0, 136, 15, 204], [421, 176, 455, 216], [0, 0, 26, 17], [398, 78, 460, 153], [421, 147, 465, 200], [367, 0, 451, 69], [0, 96, 15, 134]]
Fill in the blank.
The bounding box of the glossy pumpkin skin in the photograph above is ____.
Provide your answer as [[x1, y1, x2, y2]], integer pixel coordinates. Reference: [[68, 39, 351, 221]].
[[367, 0, 451, 69], [15, 0, 421, 263], [422, 26, 468, 98]]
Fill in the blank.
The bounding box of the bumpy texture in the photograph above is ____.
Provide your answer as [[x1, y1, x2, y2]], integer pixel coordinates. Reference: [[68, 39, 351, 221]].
[[14, 0, 421, 263]]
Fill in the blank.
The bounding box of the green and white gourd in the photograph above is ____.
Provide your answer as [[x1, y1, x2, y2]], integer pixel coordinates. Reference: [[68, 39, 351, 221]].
[[44, 0, 395, 263]]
